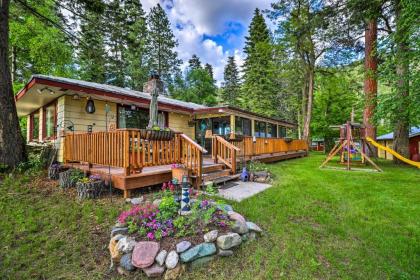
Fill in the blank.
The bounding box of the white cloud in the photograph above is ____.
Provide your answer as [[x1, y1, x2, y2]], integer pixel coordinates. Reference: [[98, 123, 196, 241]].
[[143, 0, 272, 84]]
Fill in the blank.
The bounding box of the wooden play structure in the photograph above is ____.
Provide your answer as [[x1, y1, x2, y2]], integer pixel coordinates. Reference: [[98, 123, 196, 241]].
[[320, 121, 382, 172]]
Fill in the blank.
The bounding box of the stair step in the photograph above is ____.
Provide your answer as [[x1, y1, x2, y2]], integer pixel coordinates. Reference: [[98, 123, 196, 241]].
[[212, 174, 241, 185], [202, 164, 224, 173], [202, 169, 232, 182]]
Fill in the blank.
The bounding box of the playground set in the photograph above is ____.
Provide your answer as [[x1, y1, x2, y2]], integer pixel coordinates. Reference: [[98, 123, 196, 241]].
[[320, 121, 420, 171]]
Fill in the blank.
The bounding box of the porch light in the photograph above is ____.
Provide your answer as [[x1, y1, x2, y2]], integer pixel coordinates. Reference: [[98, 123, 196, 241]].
[[85, 98, 95, 114]]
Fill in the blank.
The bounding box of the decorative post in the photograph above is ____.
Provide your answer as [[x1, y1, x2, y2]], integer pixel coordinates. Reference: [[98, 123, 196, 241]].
[[143, 70, 164, 128], [180, 175, 191, 214]]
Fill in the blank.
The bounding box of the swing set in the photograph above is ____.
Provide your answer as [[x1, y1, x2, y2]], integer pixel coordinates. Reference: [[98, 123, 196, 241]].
[[320, 121, 382, 172]]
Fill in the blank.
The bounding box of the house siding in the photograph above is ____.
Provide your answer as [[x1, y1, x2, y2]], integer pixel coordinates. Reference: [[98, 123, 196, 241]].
[[168, 112, 195, 139]]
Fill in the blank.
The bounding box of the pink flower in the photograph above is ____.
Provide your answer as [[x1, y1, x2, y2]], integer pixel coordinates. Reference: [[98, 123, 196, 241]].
[[147, 232, 155, 240]]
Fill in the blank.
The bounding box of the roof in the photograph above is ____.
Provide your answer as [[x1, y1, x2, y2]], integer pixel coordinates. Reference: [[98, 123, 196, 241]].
[[16, 75, 296, 126], [377, 127, 420, 140]]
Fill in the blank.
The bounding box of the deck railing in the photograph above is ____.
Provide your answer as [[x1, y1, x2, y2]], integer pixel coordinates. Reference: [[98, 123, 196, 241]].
[[212, 136, 240, 172], [231, 136, 308, 157], [64, 129, 207, 183]]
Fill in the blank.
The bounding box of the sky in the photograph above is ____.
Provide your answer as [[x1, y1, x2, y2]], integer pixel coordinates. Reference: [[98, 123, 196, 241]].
[[141, 0, 273, 85]]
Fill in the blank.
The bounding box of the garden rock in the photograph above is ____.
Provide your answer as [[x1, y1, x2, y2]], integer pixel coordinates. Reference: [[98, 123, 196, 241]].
[[111, 227, 128, 237], [216, 233, 242, 250], [190, 256, 215, 269], [131, 241, 160, 268], [155, 250, 167, 266], [120, 253, 135, 271], [109, 234, 125, 261], [228, 211, 246, 224], [218, 249, 233, 257], [131, 196, 144, 205], [232, 220, 248, 234], [203, 230, 218, 243], [164, 264, 185, 280], [117, 266, 130, 276], [165, 250, 179, 269], [246, 221, 263, 233], [180, 243, 216, 263], [241, 233, 249, 242], [117, 237, 136, 253], [176, 241, 191, 253], [248, 231, 257, 241], [115, 221, 127, 228], [142, 264, 165, 277]]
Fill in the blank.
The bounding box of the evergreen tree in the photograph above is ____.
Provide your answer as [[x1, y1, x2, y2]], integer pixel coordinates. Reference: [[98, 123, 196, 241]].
[[124, 0, 149, 90], [78, 6, 107, 83], [188, 54, 201, 69], [204, 63, 214, 80], [147, 4, 181, 87], [220, 56, 240, 105], [241, 9, 277, 116], [105, 0, 126, 87]]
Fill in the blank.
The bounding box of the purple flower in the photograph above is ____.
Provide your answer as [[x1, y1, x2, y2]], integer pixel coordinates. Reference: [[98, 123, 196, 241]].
[[147, 232, 155, 240]]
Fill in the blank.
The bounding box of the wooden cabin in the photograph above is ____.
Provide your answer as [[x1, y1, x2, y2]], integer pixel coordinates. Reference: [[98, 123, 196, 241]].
[[16, 75, 308, 197], [377, 127, 420, 162]]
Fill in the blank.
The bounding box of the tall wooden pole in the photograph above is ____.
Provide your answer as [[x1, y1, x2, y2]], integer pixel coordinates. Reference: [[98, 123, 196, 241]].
[[363, 19, 378, 156]]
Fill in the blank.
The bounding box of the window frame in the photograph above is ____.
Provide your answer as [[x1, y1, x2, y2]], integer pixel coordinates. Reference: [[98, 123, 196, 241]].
[[117, 104, 168, 129], [42, 100, 58, 140]]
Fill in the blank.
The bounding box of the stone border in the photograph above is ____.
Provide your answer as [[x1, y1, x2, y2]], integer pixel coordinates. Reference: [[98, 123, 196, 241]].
[[109, 206, 263, 278]]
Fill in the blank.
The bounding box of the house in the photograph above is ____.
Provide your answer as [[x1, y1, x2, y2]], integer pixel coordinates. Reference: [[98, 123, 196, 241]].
[[376, 127, 420, 162], [15, 74, 308, 197]]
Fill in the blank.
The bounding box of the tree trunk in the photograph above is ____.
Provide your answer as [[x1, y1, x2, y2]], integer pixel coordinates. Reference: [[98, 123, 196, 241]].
[[11, 45, 16, 82], [300, 72, 308, 140], [393, 0, 410, 163], [0, 0, 27, 167], [302, 67, 314, 143], [363, 19, 378, 156]]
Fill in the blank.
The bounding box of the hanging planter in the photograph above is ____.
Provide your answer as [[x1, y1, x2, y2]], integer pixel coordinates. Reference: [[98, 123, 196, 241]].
[[140, 128, 175, 141], [76, 175, 104, 200]]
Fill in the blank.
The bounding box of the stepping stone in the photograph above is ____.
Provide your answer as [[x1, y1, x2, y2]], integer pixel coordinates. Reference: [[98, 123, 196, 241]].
[[132, 241, 160, 268]]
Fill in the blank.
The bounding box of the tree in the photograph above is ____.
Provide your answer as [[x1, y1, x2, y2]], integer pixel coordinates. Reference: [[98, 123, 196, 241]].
[[220, 56, 241, 105], [77, 4, 107, 83], [204, 63, 214, 81], [147, 4, 181, 87], [188, 54, 201, 69], [241, 9, 278, 116], [269, 0, 346, 142], [1, 0, 26, 167], [123, 0, 149, 90]]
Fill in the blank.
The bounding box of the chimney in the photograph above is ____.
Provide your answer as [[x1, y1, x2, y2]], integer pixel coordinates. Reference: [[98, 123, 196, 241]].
[[143, 71, 164, 95]]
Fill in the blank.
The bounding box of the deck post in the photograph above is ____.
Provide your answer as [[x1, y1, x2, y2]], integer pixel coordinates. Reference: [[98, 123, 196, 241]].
[[123, 189, 131, 198]]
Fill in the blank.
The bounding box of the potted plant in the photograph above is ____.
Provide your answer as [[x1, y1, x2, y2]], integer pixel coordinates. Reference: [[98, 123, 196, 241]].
[[171, 163, 189, 184], [76, 174, 104, 199], [140, 126, 175, 141]]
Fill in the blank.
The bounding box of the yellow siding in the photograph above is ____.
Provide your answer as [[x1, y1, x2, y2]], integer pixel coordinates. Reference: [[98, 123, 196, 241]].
[[385, 140, 394, 160], [26, 115, 31, 142], [168, 112, 195, 139], [377, 140, 394, 160]]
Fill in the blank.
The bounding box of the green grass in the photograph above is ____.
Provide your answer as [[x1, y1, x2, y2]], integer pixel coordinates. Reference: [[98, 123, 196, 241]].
[[1, 153, 419, 279]]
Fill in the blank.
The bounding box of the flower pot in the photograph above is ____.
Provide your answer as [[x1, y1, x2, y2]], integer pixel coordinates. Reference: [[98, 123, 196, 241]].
[[141, 129, 175, 141], [76, 180, 104, 199], [172, 167, 190, 184]]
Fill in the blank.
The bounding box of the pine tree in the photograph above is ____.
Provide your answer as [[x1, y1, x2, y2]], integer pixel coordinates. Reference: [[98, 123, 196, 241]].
[[241, 9, 277, 116], [147, 4, 181, 87], [78, 6, 107, 83], [221, 56, 240, 105], [204, 63, 214, 80], [105, 0, 126, 87], [124, 0, 149, 90], [188, 54, 201, 69]]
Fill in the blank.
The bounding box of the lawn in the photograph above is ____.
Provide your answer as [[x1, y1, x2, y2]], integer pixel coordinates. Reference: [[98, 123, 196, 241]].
[[0, 153, 419, 279]]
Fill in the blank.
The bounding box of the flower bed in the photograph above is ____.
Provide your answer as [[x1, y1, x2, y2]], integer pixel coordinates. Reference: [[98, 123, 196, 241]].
[[109, 190, 263, 278]]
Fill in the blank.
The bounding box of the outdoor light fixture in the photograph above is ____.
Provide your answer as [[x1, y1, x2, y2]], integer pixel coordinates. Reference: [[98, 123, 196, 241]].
[[85, 98, 95, 114], [72, 94, 80, 100], [131, 104, 136, 110]]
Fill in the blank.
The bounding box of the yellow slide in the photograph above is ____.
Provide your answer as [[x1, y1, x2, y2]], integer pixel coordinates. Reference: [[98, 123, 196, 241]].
[[366, 137, 420, 168]]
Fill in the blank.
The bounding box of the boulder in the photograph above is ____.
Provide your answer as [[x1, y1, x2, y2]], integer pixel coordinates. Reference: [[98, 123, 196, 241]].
[[109, 234, 124, 261], [155, 250, 168, 266], [131, 196, 144, 205], [120, 253, 135, 271], [117, 237, 136, 253], [142, 264, 165, 278], [203, 230, 218, 243], [218, 249, 233, 257], [164, 264, 185, 280], [232, 220, 248, 234], [246, 221, 263, 233], [165, 250, 179, 269], [131, 241, 160, 268], [110, 227, 128, 237], [176, 241, 191, 253], [180, 243, 216, 263], [228, 211, 246, 224], [216, 233, 242, 250]]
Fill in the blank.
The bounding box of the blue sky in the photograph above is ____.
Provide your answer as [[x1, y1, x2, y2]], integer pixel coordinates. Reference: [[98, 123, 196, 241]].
[[142, 0, 272, 84]]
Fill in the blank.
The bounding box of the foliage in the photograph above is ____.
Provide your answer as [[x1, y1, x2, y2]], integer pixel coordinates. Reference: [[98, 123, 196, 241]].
[[157, 191, 179, 220], [220, 56, 241, 105], [248, 160, 268, 173]]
